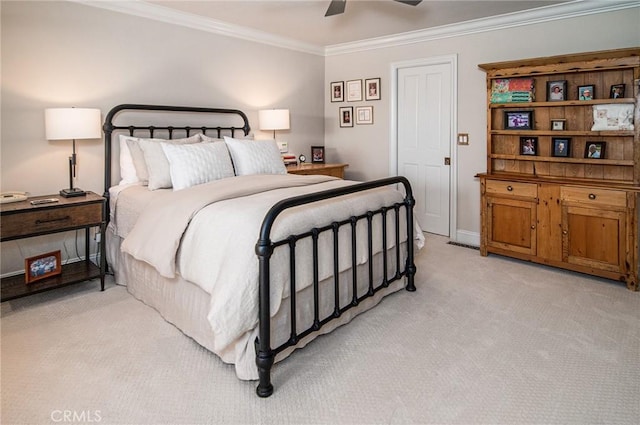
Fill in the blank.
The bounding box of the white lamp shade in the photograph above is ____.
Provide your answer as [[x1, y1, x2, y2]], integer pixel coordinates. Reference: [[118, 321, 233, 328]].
[[259, 109, 290, 131], [45, 108, 102, 140]]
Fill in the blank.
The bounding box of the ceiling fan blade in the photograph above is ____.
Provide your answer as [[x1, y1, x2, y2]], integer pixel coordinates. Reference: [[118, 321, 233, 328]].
[[325, 0, 346, 17], [394, 0, 423, 5]]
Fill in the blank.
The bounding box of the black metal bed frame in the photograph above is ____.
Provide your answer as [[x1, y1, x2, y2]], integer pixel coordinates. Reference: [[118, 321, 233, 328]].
[[103, 104, 416, 398]]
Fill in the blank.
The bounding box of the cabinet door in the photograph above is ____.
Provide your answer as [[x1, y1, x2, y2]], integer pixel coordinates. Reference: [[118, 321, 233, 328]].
[[486, 196, 537, 255], [562, 205, 626, 273]]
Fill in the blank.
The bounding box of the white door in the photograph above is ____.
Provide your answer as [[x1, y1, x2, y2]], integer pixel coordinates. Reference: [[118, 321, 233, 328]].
[[396, 61, 453, 236]]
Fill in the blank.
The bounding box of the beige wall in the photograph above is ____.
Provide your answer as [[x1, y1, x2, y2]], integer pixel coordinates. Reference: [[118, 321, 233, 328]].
[[324, 8, 640, 241], [0, 1, 325, 274]]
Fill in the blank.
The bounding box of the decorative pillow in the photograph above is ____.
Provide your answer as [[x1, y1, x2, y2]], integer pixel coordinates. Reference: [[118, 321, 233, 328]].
[[139, 135, 201, 190], [224, 136, 287, 176], [119, 134, 201, 185], [161, 142, 234, 190], [591, 104, 634, 131]]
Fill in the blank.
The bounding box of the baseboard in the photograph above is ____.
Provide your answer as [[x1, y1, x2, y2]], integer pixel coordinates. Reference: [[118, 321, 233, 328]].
[[452, 229, 480, 248]]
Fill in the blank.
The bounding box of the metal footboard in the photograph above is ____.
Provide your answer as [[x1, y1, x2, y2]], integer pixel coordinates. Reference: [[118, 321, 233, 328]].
[[254, 176, 417, 397]]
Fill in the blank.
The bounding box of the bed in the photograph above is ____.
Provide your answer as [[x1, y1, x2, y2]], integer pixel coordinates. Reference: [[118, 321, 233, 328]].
[[103, 104, 423, 397]]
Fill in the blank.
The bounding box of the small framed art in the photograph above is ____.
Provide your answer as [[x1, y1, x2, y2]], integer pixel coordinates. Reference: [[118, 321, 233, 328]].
[[547, 80, 567, 101], [311, 146, 325, 163], [505, 110, 534, 130], [552, 138, 571, 157], [551, 119, 566, 131], [520, 137, 538, 156], [331, 81, 344, 102], [585, 142, 605, 159], [346, 79, 362, 102], [364, 78, 381, 101], [355, 106, 373, 125], [339, 106, 353, 127], [610, 84, 625, 99], [25, 250, 62, 284], [578, 85, 594, 100]]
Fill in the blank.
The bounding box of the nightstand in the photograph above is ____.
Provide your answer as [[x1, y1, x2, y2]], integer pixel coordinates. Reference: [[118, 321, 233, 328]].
[[0, 192, 106, 302], [286, 163, 349, 179]]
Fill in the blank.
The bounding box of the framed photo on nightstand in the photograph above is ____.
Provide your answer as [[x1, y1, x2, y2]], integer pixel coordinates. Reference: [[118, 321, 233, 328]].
[[25, 250, 62, 283], [311, 146, 325, 163]]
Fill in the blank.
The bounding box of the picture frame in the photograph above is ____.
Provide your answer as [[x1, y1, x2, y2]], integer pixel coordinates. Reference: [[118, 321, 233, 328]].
[[610, 84, 625, 99], [547, 80, 567, 101], [520, 137, 538, 156], [339, 106, 354, 127], [346, 79, 363, 102], [505, 110, 534, 130], [490, 77, 535, 103], [355, 106, 373, 125], [311, 146, 325, 163], [551, 119, 566, 131], [585, 142, 606, 159], [364, 78, 381, 101], [25, 250, 62, 284], [578, 85, 595, 100], [551, 137, 571, 157], [330, 81, 344, 102]]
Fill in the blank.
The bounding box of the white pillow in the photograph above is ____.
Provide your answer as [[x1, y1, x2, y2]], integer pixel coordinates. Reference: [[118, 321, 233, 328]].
[[119, 134, 201, 185], [591, 104, 634, 131], [224, 136, 286, 176], [161, 142, 234, 190], [139, 135, 201, 190]]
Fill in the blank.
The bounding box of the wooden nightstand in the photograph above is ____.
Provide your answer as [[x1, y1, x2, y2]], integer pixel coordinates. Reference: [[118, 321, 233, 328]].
[[286, 163, 348, 179], [0, 192, 106, 302]]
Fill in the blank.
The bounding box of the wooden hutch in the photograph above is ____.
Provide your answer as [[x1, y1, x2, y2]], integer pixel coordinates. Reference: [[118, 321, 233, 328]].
[[477, 48, 640, 290]]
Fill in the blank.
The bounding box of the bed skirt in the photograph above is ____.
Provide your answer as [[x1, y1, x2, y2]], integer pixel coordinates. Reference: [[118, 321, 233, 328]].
[[106, 226, 407, 380]]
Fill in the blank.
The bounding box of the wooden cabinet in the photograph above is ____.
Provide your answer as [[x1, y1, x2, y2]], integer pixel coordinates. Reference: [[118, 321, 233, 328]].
[[0, 192, 106, 301], [286, 163, 348, 179], [478, 48, 640, 290]]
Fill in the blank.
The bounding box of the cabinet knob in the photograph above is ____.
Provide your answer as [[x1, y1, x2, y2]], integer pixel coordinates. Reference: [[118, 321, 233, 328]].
[[506, 185, 513, 191], [588, 193, 596, 200], [531, 225, 536, 230], [563, 230, 568, 235]]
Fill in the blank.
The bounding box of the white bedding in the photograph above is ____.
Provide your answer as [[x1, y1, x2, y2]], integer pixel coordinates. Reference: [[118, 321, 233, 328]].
[[111, 174, 424, 379]]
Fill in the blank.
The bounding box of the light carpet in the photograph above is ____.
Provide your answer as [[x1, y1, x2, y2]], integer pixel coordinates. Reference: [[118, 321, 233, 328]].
[[1, 234, 639, 425]]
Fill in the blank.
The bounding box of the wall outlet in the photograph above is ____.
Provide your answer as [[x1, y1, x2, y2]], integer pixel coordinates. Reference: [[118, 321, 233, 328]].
[[94, 232, 101, 243]]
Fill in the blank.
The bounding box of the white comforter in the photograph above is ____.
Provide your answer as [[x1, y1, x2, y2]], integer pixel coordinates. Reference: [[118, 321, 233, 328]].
[[121, 174, 422, 369]]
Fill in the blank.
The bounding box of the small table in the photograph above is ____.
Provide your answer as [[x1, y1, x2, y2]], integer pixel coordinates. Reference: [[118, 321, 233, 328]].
[[0, 192, 106, 302], [286, 163, 348, 179]]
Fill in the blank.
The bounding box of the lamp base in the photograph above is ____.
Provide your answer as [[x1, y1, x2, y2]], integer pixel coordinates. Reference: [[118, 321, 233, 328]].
[[60, 188, 86, 198]]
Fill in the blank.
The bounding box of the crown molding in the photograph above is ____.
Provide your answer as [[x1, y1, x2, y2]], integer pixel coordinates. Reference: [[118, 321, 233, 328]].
[[324, 0, 640, 56], [72, 0, 325, 56], [73, 0, 638, 58]]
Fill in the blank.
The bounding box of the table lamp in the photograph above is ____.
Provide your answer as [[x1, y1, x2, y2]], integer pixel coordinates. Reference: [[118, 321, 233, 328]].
[[258, 109, 290, 141], [45, 107, 102, 197]]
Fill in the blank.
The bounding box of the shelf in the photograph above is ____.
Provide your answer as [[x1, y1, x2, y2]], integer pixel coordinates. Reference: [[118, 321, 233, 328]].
[[0, 261, 101, 302], [490, 154, 634, 166], [489, 98, 636, 108], [491, 130, 635, 137]]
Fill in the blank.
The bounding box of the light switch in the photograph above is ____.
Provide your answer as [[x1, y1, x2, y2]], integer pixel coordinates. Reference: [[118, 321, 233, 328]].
[[457, 133, 469, 145]]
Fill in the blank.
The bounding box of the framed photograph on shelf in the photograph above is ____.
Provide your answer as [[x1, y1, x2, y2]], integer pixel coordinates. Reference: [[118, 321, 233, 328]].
[[505, 110, 534, 130], [551, 119, 566, 131], [364, 78, 381, 100], [355, 106, 373, 124], [578, 85, 595, 100], [339, 106, 353, 127], [311, 146, 325, 163], [25, 250, 62, 284], [330, 81, 344, 102], [346, 79, 362, 102], [552, 137, 571, 157], [547, 80, 567, 101], [490, 78, 535, 103], [520, 137, 538, 156], [585, 142, 606, 159], [610, 84, 625, 99]]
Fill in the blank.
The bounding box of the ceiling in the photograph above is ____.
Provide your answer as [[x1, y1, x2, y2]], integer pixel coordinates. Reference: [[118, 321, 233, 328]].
[[146, 0, 568, 47]]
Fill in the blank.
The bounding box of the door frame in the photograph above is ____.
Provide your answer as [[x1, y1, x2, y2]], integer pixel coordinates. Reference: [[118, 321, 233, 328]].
[[389, 54, 458, 240]]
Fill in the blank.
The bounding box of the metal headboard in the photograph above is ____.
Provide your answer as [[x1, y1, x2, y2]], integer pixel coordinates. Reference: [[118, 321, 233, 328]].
[[102, 104, 250, 202]]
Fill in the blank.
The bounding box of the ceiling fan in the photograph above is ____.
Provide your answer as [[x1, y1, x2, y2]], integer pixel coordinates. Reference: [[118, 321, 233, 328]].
[[325, 0, 423, 17]]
